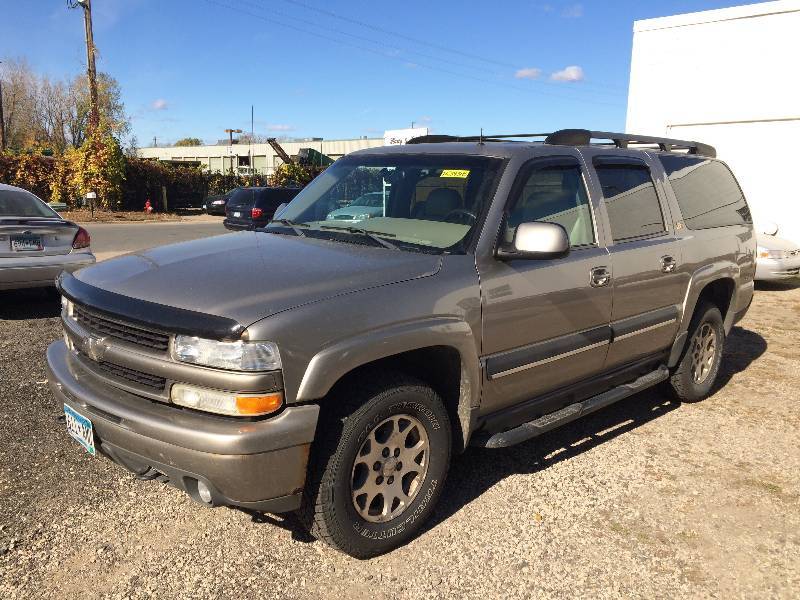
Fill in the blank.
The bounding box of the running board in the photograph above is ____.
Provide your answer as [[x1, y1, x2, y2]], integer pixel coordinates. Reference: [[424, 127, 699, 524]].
[[477, 366, 670, 449]]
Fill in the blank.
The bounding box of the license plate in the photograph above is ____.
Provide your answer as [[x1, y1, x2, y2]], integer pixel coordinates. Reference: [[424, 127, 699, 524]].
[[11, 235, 43, 251], [233, 211, 241, 218], [64, 404, 95, 456]]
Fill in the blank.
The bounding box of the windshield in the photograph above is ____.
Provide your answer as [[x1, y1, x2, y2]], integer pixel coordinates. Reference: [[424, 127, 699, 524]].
[[0, 189, 59, 218], [269, 154, 504, 252]]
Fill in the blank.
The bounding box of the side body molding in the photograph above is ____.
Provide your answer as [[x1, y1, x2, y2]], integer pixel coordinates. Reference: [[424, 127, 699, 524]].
[[295, 317, 481, 447]]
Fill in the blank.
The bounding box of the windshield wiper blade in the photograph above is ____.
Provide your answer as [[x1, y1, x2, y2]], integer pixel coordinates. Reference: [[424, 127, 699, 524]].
[[268, 218, 307, 237], [319, 225, 399, 250]]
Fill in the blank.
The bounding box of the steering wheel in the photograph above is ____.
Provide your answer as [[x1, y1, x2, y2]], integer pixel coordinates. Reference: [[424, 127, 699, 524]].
[[443, 209, 477, 225]]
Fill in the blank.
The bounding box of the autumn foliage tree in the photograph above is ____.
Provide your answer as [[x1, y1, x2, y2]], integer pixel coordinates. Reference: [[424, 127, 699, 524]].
[[51, 122, 126, 209], [268, 162, 313, 187]]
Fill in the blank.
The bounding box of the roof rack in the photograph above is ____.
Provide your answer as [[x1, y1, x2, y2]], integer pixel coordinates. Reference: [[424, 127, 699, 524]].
[[545, 129, 716, 158], [407, 128, 716, 158]]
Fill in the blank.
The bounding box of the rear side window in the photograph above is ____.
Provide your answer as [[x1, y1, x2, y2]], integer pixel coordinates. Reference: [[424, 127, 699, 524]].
[[659, 155, 751, 229], [255, 188, 301, 208], [594, 160, 665, 241], [227, 188, 254, 209]]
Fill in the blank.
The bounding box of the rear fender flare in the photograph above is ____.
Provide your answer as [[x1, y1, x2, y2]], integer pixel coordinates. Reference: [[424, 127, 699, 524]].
[[668, 261, 740, 367]]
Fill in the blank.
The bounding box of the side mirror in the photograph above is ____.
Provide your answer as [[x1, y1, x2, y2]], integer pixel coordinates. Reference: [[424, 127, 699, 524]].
[[496, 221, 570, 261], [274, 202, 288, 218]]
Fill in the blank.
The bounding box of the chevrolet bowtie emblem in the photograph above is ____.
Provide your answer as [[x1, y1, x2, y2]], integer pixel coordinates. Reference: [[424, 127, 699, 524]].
[[84, 335, 107, 362]]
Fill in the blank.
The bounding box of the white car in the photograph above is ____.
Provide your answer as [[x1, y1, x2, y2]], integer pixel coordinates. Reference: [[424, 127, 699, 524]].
[[0, 184, 95, 290], [756, 227, 800, 281]]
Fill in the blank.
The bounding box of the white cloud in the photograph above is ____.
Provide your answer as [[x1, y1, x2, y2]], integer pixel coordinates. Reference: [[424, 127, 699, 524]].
[[550, 65, 584, 82], [562, 4, 583, 18], [515, 67, 542, 80], [150, 98, 169, 111], [267, 124, 294, 132]]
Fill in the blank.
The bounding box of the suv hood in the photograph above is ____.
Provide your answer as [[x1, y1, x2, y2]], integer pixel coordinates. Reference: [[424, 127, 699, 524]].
[[73, 231, 441, 327]]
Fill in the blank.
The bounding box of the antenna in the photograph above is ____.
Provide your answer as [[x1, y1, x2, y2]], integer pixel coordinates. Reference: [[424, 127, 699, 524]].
[[479, 128, 484, 146]]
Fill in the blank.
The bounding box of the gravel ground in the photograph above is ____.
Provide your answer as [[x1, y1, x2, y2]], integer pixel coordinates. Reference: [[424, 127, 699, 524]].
[[1, 284, 798, 599]]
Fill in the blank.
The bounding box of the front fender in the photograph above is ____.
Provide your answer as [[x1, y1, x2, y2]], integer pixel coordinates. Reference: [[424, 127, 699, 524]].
[[296, 317, 481, 406]]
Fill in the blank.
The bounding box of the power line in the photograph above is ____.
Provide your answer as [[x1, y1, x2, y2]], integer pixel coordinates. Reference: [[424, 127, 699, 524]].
[[269, 0, 628, 95], [277, 0, 518, 70], [238, 0, 499, 75], [203, 0, 622, 107]]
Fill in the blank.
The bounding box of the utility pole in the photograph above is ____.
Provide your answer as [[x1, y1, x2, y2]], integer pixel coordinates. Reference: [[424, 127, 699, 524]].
[[0, 61, 6, 152], [225, 128, 242, 145], [70, 0, 100, 133]]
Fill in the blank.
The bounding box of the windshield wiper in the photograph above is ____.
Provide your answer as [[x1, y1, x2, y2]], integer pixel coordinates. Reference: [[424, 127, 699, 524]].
[[268, 218, 308, 237], [319, 225, 399, 250]]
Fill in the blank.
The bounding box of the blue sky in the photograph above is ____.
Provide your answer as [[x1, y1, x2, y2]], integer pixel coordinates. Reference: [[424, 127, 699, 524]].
[[2, 0, 749, 145]]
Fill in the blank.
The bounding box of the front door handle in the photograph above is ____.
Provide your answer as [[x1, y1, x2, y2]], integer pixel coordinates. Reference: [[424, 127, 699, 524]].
[[661, 255, 677, 273], [590, 266, 611, 287]]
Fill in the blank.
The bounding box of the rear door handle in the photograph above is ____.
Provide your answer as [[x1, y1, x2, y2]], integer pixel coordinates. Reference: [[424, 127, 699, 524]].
[[590, 266, 611, 287], [661, 255, 677, 273]]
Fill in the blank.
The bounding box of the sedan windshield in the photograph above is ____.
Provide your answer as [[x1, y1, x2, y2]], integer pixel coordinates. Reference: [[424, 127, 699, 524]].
[[0, 189, 60, 218], [268, 154, 504, 253]]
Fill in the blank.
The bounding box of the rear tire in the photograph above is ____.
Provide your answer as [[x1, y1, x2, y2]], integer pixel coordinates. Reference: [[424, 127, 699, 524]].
[[300, 373, 451, 559], [670, 301, 725, 402]]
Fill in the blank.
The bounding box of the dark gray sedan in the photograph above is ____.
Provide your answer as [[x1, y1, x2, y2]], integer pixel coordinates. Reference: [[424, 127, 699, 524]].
[[0, 183, 95, 290]]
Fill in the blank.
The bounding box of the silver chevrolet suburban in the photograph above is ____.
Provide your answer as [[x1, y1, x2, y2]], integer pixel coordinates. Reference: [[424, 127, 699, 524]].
[[47, 129, 756, 558]]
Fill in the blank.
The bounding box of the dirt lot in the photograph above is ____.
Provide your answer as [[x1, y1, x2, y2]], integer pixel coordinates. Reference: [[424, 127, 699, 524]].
[[1, 284, 798, 599]]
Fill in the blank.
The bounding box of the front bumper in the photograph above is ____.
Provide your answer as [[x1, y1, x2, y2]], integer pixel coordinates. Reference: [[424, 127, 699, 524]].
[[46, 340, 319, 512], [755, 255, 800, 281], [0, 251, 95, 290]]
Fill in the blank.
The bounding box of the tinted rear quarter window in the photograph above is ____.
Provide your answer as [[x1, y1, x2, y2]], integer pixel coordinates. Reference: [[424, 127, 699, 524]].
[[659, 155, 751, 229], [227, 188, 254, 209], [255, 188, 301, 208], [594, 160, 665, 241]]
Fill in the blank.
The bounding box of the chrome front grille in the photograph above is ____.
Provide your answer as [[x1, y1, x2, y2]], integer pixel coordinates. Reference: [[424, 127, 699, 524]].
[[73, 304, 170, 352]]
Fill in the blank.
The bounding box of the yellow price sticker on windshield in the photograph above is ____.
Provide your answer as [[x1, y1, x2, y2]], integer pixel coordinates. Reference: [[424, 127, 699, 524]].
[[440, 169, 470, 178]]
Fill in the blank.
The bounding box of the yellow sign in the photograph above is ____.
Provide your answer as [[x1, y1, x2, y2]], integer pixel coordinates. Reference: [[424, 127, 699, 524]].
[[440, 169, 470, 178]]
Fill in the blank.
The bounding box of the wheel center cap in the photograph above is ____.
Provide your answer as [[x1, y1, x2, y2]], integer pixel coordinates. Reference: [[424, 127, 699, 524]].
[[381, 457, 397, 477]]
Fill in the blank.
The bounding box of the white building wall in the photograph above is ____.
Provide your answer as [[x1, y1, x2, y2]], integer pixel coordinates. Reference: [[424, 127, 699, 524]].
[[626, 0, 800, 243]]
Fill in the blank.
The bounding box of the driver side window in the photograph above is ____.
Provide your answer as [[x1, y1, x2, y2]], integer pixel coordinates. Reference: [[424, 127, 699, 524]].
[[505, 160, 595, 247]]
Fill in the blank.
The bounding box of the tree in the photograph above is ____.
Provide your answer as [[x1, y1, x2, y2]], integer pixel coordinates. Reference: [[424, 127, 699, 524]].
[[238, 133, 270, 144], [174, 137, 202, 147], [0, 58, 38, 152], [0, 58, 129, 154], [66, 121, 125, 209], [66, 72, 129, 148], [268, 162, 313, 187]]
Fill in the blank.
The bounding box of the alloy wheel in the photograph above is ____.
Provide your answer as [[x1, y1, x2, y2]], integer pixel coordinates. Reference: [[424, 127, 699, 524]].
[[690, 323, 717, 384], [350, 414, 430, 523]]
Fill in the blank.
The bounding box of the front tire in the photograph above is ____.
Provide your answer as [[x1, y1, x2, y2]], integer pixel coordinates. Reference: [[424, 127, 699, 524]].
[[301, 373, 451, 559], [670, 301, 725, 401]]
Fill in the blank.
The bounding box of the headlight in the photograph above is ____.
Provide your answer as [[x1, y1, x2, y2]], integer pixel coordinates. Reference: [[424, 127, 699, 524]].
[[757, 246, 788, 259], [172, 336, 281, 371], [171, 383, 283, 417]]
